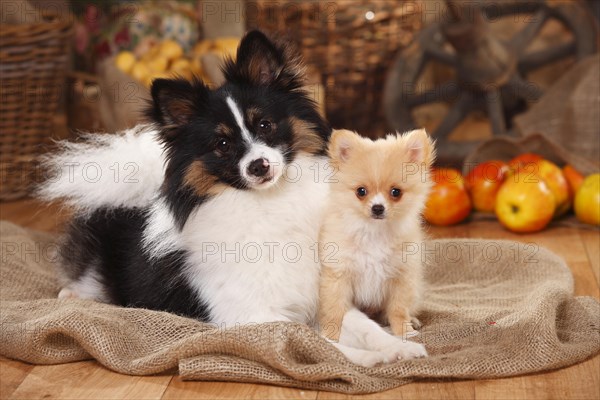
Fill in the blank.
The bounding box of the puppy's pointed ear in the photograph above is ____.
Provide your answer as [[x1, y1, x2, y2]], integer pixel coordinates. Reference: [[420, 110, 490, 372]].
[[404, 129, 436, 166], [224, 30, 302, 88], [147, 78, 207, 130], [329, 129, 359, 163]]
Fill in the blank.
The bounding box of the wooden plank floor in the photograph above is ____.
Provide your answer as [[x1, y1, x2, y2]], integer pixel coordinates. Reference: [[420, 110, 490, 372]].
[[1, 199, 599, 399]]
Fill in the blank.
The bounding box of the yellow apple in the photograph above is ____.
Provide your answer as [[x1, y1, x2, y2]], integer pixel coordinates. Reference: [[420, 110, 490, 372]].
[[169, 58, 193, 80], [193, 40, 213, 56], [495, 173, 555, 233], [159, 40, 183, 60], [146, 56, 169, 73], [140, 46, 160, 63], [513, 159, 570, 216], [574, 173, 600, 226], [130, 61, 151, 84], [212, 37, 240, 59], [537, 160, 570, 216], [115, 51, 136, 74]]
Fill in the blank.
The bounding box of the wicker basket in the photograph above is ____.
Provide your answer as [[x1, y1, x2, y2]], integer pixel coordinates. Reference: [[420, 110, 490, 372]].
[[246, 0, 422, 137], [0, 12, 72, 201]]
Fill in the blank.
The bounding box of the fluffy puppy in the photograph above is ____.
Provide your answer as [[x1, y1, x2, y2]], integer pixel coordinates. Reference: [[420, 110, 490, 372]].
[[39, 30, 330, 324], [319, 129, 435, 340]]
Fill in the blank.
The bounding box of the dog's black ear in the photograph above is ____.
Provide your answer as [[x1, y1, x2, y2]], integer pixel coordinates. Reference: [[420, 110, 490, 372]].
[[236, 31, 282, 85], [147, 78, 208, 130], [224, 30, 303, 89]]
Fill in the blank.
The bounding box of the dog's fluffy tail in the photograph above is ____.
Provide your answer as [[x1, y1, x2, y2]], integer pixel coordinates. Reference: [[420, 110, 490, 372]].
[[37, 125, 166, 212]]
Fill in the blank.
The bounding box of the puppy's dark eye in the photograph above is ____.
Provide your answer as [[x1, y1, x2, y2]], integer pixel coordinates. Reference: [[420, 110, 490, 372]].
[[216, 138, 230, 153], [258, 120, 272, 134], [391, 188, 402, 198], [356, 187, 367, 198]]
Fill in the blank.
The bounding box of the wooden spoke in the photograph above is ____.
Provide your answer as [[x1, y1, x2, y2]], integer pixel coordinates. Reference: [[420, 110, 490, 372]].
[[426, 46, 458, 66], [519, 40, 576, 71], [485, 89, 506, 136], [507, 74, 543, 102], [405, 81, 460, 108], [434, 92, 473, 139], [510, 9, 549, 55]]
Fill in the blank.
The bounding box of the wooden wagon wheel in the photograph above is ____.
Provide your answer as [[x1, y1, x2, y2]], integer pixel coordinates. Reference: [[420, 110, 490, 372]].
[[383, 0, 598, 166]]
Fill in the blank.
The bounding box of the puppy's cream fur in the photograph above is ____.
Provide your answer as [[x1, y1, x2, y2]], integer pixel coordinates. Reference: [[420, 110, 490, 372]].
[[319, 129, 435, 340]]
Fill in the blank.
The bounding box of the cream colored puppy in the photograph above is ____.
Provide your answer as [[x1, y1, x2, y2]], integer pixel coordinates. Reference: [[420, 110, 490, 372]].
[[319, 129, 435, 341]]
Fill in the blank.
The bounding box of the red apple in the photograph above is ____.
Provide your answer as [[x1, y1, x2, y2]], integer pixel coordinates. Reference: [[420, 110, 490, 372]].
[[465, 160, 509, 212], [495, 173, 555, 233], [563, 164, 584, 200], [508, 153, 542, 172], [424, 168, 472, 226]]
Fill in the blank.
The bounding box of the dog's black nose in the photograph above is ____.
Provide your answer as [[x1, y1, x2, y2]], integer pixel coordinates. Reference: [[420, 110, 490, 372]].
[[371, 204, 385, 217], [248, 158, 270, 177]]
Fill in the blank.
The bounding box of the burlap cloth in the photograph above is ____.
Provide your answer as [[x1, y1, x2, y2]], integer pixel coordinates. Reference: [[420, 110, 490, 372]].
[[1, 221, 598, 394]]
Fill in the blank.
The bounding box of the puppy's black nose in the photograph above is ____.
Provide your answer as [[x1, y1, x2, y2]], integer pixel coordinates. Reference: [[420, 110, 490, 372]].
[[372, 204, 385, 217], [248, 158, 270, 177]]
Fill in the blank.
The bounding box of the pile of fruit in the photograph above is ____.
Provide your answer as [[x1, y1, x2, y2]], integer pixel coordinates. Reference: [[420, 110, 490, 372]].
[[424, 153, 600, 232], [115, 37, 240, 87]]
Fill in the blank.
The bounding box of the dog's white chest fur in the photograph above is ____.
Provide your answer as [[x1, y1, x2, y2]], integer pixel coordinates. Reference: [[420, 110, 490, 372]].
[[343, 224, 399, 310], [180, 154, 330, 326]]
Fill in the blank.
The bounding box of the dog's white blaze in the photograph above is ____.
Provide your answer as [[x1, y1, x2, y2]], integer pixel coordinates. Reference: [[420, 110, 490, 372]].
[[226, 96, 253, 144], [225, 95, 286, 189], [371, 193, 386, 206]]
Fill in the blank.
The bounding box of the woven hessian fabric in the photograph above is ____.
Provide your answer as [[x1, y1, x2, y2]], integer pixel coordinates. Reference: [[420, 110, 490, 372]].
[[1, 221, 598, 394]]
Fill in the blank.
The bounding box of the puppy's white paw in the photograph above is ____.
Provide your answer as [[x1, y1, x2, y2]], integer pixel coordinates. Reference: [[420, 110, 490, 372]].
[[334, 344, 404, 368], [405, 329, 420, 338], [351, 342, 427, 367], [58, 287, 79, 299], [383, 340, 428, 361], [353, 351, 389, 368]]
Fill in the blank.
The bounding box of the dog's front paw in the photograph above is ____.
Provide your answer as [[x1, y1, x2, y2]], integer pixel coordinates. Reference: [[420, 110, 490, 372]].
[[390, 318, 419, 338], [353, 351, 389, 368], [58, 287, 79, 299], [336, 346, 410, 368], [411, 317, 422, 330], [383, 340, 428, 361]]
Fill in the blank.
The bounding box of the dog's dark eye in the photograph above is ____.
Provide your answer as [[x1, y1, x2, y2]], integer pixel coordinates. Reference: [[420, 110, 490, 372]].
[[391, 188, 402, 198], [356, 187, 367, 198], [216, 138, 230, 153], [258, 120, 272, 134]]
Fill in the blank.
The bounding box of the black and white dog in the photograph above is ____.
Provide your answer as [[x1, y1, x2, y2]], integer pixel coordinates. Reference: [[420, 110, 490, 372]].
[[39, 31, 426, 367]]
